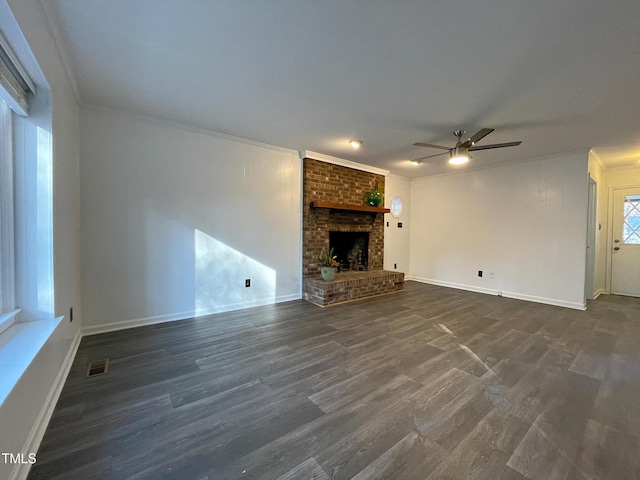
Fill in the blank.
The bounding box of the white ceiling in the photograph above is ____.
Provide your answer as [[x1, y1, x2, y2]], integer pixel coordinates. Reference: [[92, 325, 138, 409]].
[[46, 0, 640, 178]]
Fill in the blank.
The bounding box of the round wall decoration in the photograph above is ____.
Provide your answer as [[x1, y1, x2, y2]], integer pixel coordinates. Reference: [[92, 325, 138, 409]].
[[390, 195, 403, 218]]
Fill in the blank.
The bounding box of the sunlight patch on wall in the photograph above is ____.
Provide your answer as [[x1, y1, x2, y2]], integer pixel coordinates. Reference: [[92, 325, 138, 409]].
[[195, 229, 276, 315]]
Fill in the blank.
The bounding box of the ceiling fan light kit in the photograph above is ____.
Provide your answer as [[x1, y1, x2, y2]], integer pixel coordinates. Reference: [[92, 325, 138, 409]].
[[411, 128, 521, 167], [448, 152, 469, 165]]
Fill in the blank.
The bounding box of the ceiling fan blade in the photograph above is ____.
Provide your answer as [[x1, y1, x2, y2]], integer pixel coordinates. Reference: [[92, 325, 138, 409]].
[[413, 142, 450, 150], [460, 128, 494, 148], [469, 141, 521, 151], [412, 151, 449, 161]]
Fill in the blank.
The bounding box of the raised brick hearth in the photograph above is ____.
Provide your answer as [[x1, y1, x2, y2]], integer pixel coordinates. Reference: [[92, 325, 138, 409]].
[[302, 157, 404, 306], [304, 270, 405, 307]]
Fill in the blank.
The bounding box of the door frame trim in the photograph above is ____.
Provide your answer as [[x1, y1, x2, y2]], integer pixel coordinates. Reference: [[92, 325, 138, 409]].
[[584, 177, 597, 300]]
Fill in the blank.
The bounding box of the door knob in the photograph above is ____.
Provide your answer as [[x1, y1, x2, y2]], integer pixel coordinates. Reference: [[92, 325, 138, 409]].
[[614, 239, 620, 243], [614, 247, 620, 251]]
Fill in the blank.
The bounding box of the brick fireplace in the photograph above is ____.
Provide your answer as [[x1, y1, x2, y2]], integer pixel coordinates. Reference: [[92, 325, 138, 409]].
[[303, 157, 404, 306]]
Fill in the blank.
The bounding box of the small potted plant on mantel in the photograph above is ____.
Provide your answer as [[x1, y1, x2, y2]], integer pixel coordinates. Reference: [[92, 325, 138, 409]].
[[318, 248, 339, 281]]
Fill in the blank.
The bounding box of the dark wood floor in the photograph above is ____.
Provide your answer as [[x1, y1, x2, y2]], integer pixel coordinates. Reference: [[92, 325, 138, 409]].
[[28, 282, 640, 480]]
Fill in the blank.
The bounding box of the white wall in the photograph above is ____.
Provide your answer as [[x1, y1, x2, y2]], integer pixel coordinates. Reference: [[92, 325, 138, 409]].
[[80, 106, 301, 333], [384, 174, 411, 273], [409, 151, 590, 310], [1, 1, 81, 480]]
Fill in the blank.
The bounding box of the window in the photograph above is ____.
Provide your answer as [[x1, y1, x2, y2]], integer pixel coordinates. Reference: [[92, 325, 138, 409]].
[[0, 14, 54, 328], [0, 9, 57, 407], [1, 21, 30, 329], [0, 15, 54, 333], [0, 98, 17, 334], [623, 195, 640, 244]]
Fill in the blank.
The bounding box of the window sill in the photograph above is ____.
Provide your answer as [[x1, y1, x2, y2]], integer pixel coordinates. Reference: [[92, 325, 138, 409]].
[[0, 315, 63, 408], [0, 309, 20, 336]]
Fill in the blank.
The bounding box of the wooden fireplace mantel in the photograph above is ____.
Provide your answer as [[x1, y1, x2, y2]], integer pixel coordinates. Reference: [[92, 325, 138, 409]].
[[310, 201, 390, 214]]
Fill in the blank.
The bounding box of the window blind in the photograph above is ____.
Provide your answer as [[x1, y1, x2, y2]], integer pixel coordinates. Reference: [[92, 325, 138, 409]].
[[0, 31, 33, 116]]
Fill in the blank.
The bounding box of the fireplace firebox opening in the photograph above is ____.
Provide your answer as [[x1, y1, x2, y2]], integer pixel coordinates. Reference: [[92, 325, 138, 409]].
[[329, 231, 369, 271]]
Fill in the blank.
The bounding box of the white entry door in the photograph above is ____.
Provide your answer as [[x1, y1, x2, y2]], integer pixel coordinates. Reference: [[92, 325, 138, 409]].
[[611, 188, 640, 297]]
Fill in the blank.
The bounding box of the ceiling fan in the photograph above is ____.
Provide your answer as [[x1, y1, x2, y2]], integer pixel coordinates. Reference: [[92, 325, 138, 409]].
[[412, 128, 521, 165]]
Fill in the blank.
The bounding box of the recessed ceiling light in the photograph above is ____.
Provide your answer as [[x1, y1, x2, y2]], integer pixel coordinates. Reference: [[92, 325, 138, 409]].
[[349, 139, 362, 149]]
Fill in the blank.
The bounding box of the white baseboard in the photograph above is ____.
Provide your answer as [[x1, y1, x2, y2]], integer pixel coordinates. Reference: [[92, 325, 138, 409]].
[[593, 289, 606, 299], [406, 276, 499, 296], [406, 276, 586, 310], [9, 328, 82, 480], [82, 294, 302, 337], [81, 309, 201, 336], [501, 291, 586, 311], [194, 294, 301, 318]]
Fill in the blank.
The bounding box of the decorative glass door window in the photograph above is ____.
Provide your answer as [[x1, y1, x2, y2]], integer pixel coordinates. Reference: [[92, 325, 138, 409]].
[[623, 195, 640, 244]]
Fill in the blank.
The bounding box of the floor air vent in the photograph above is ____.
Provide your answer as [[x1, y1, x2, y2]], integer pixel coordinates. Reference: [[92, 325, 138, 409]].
[[86, 359, 109, 378]]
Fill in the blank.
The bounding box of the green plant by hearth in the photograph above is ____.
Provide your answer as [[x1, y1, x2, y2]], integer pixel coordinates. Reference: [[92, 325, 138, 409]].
[[318, 248, 339, 267]]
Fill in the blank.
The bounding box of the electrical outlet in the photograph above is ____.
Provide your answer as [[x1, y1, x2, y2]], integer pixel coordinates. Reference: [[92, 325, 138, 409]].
[[69, 307, 73, 323], [394, 263, 397, 269], [245, 279, 251, 288], [397, 222, 402, 228], [478, 270, 483, 278], [386, 221, 389, 227]]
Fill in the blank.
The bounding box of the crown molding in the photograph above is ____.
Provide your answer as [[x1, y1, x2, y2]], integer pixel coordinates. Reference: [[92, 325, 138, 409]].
[[589, 149, 607, 171], [386, 172, 411, 181], [38, 0, 82, 104], [82, 102, 299, 155], [411, 148, 590, 182], [300, 150, 389, 176]]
